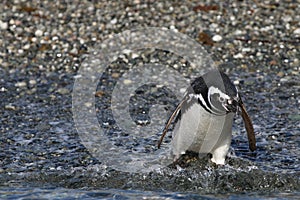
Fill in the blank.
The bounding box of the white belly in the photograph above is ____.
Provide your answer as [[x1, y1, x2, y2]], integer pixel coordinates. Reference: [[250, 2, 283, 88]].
[[171, 103, 234, 164]]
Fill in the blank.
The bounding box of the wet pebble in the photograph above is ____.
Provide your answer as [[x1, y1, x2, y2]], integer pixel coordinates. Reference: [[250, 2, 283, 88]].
[[15, 81, 27, 87], [0, 20, 8, 30], [123, 79, 133, 85], [293, 28, 300, 35], [0, 87, 7, 92], [212, 34, 222, 42], [57, 87, 70, 95], [35, 29, 43, 37], [5, 104, 17, 111]]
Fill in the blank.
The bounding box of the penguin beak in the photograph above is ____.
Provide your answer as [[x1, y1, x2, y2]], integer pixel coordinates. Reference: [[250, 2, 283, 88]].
[[225, 99, 239, 113], [238, 101, 257, 151]]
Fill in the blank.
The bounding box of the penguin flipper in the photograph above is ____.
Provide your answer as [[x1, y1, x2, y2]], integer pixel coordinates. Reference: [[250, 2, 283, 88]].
[[157, 97, 188, 148]]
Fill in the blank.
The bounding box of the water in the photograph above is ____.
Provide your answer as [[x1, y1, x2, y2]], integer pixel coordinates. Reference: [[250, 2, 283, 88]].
[[1, 44, 299, 199], [0, 187, 299, 199]]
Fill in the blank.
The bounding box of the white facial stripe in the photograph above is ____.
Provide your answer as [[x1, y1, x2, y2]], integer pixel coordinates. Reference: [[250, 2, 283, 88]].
[[196, 94, 211, 111], [189, 93, 226, 116], [208, 86, 230, 100], [190, 94, 208, 108], [189, 93, 213, 114]]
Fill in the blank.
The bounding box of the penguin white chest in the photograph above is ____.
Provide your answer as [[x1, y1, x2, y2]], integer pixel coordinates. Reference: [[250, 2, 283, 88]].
[[171, 103, 234, 164]]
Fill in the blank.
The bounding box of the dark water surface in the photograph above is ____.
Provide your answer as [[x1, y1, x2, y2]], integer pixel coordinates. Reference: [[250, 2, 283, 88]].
[[1, 58, 299, 198], [0, 187, 299, 200]]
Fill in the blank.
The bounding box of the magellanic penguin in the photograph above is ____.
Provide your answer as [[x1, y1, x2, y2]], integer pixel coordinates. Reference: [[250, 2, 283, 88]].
[[158, 69, 256, 165]]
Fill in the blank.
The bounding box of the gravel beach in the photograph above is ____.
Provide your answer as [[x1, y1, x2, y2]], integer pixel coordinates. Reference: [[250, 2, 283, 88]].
[[0, 0, 299, 199]]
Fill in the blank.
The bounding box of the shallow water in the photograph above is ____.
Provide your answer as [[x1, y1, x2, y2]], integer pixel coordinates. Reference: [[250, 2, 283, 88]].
[[1, 49, 299, 199], [0, 187, 299, 200]]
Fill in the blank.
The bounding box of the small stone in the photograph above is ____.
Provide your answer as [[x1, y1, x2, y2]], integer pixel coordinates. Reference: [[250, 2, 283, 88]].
[[29, 79, 37, 85], [31, 37, 37, 42], [35, 29, 43, 37], [52, 36, 59, 41], [122, 49, 131, 54], [293, 28, 300, 35], [0, 20, 8, 30], [95, 90, 105, 97], [234, 30, 244, 35], [256, 52, 262, 57], [23, 44, 31, 50], [277, 71, 284, 77], [57, 88, 69, 95], [70, 48, 78, 55], [131, 53, 139, 59], [169, 25, 176, 30], [0, 87, 7, 92], [212, 34, 222, 42], [233, 53, 244, 59], [123, 79, 132, 84], [280, 78, 288, 83], [5, 104, 17, 110], [18, 49, 24, 54], [84, 102, 93, 107], [111, 73, 120, 78], [110, 18, 117, 24], [15, 81, 27, 87], [282, 15, 292, 22], [9, 19, 14, 25], [242, 47, 251, 52]]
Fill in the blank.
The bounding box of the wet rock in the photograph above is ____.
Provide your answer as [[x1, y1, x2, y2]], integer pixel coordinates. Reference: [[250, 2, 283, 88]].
[[212, 34, 222, 42], [15, 82, 27, 87], [35, 29, 43, 37], [0, 20, 8, 30], [293, 28, 300, 35], [4, 104, 17, 111], [123, 79, 133, 85], [57, 87, 70, 95]]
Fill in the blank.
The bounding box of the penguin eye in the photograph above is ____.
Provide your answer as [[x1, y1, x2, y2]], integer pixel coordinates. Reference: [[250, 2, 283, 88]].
[[219, 96, 225, 102]]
